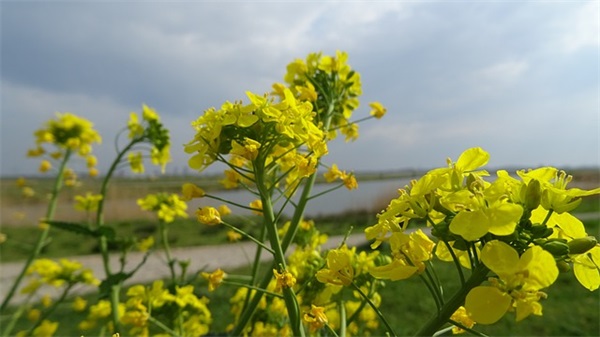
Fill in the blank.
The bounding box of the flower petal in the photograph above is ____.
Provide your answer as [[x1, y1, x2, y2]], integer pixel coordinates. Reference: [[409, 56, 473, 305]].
[[465, 286, 512, 324]]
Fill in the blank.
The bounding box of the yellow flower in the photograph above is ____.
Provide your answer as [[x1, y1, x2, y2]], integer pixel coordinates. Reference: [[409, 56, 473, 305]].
[[202, 269, 226, 291], [142, 104, 160, 122], [572, 245, 600, 291], [128, 151, 144, 174], [16, 177, 27, 187], [273, 268, 296, 291], [32, 320, 58, 337], [370, 229, 435, 281], [27, 308, 41, 322], [39, 160, 52, 173], [128, 112, 144, 138], [196, 207, 221, 225], [88, 167, 99, 177], [138, 193, 188, 223], [316, 245, 355, 286], [41, 294, 52, 308], [136, 236, 155, 252], [226, 230, 242, 242], [450, 306, 475, 334], [72, 296, 87, 312], [465, 241, 558, 324], [369, 101, 387, 119], [74, 192, 103, 212], [230, 138, 261, 161], [249, 199, 263, 215], [181, 183, 205, 201], [323, 164, 343, 183], [303, 305, 328, 332], [342, 173, 358, 190], [218, 204, 232, 216]]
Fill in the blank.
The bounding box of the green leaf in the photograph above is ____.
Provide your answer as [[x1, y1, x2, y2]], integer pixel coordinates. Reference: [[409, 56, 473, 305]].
[[98, 272, 131, 299], [45, 220, 96, 237]]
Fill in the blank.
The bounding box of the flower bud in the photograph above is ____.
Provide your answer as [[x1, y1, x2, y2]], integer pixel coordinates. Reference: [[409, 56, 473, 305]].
[[542, 240, 570, 256], [567, 236, 598, 255], [524, 179, 541, 210], [556, 260, 571, 273]]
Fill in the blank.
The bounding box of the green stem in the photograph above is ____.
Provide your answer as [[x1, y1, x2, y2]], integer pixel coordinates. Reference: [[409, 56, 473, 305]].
[[160, 222, 177, 284], [148, 315, 181, 337], [256, 168, 304, 337], [442, 240, 466, 286], [448, 319, 489, 337], [94, 137, 139, 334], [339, 300, 346, 337], [0, 150, 72, 312], [223, 281, 284, 298], [1, 293, 34, 337], [26, 284, 73, 335], [351, 282, 397, 337], [221, 221, 274, 254], [414, 264, 489, 336]]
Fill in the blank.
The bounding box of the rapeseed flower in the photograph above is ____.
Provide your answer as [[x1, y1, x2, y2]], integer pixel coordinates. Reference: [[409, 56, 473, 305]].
[[196, 206, 221, 225], [137, 193, 188, 223], [202, 269, 226, 292], [303, 305, 328, 332], [465, 241, 558, 324]]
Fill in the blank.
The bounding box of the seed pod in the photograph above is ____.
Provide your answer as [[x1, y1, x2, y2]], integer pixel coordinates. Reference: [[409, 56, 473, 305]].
[[567, 236, 598, 255]]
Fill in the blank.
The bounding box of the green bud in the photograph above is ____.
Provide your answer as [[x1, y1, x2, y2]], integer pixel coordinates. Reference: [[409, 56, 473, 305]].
[[556, 260, 571, 273], [524, 179, 541, 210], [530, 224, 549, 236], [542, 241, 570, 256], [567, 236, 598, 255]]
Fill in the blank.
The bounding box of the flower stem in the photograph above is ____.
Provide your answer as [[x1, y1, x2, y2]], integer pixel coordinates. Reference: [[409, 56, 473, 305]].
[[414, 264, 489, 336], [0, 150, 72, 312], [351, 281, 397, 337]]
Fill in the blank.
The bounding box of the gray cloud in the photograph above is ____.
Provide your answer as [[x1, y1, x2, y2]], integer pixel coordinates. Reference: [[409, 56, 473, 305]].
[[1, 1, 597, 178]]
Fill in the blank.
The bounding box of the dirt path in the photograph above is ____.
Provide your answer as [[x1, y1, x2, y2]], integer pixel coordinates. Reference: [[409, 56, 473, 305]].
[[0, 232, 370, 305]]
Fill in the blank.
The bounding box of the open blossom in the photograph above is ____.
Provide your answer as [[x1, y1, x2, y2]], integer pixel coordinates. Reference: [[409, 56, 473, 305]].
[[465, 241, 558, 324], [196, 207, 221, 225]]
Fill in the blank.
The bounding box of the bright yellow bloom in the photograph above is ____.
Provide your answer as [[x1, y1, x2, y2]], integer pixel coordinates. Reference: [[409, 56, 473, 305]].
[[41, 294, 52, 308], [138, 193, 188, 223], [342, 173, 358, 190], [273, 268, 296, 291], [142, 104, 160, 121], [316, 245, 355, 286], [88, 167, 99, 177], [369, 101, 387, 119], [450, 306, 476, 334], [465, 241, 558, 324], [303, 305, 328, 332], [249, 199, 263, 215], [32, 113, 101, 156], [341, 122, 359, 142], [202, 269, 226, 291], [572, 245, 600, 291], [324, 164, 343, 183], [370, 229, 435, 281], [196, 206, 221, 225], [230, 138, 261, 161], [181, 183, 205, 201]]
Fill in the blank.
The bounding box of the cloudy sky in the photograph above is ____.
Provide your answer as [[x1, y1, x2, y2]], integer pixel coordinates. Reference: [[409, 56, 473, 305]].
[[1, 1, 598, 178]]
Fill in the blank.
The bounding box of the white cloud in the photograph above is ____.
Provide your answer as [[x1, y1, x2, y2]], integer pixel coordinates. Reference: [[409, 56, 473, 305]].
[[556, 1, 598, 53]]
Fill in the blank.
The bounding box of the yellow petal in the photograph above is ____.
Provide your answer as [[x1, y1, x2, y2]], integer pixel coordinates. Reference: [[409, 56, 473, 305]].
[[456, 147, 490, 172], [573, 247, 600, 291], [481, 241, 520, 277], [487, 203, 522, 237], [465, 286, 512, 324], [450, 210, 489, 241], [518, 245, 558, 290], [515, 299, 542, 322]]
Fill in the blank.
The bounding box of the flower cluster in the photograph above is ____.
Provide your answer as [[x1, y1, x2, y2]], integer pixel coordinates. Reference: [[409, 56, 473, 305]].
[[365, 147, 600, 325], [27, 113, 101, 177], [22, 258, 100, 293], [126, 105, 171, 173], [137, 193, 188, 223]]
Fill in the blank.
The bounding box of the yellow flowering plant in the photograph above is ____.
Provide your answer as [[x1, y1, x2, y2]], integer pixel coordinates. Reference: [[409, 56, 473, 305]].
[[2, 51, 598, 337]]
